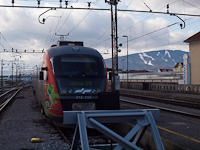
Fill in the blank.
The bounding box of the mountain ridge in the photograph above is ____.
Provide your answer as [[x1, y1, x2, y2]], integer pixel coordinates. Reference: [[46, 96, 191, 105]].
[[104, 50, 189, 72]]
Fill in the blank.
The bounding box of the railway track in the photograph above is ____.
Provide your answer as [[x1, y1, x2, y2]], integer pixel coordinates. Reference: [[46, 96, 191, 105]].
[[120, 91, 200, 109], [0, 86, 23, 112], [55, 125, 112, 149], [0, 86, 16, 94], [120, 97, 200, 119]]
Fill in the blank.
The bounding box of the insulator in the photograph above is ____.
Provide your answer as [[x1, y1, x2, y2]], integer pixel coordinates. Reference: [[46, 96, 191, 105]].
[[88, 2, 91, 8], [65, 1, 68, 6], [167, 4, 169, 13], [37, 0, 41, 6], [60, 0, 62, 7]]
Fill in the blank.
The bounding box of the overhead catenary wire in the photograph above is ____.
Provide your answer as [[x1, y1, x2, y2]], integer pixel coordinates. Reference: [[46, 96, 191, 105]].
[[91, 0, 185, 49], [66, 0, 100, 35], [0, 32, 13, 51], [48, 0, 80, 47], [0, 4, 199, 17], [0, 0, 200, 54], [126, 18, 200, 52], [43, 0, 200, 49], [89, 0, 134, 49]]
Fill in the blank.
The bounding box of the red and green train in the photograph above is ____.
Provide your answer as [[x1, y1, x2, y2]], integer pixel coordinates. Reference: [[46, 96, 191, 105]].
[[32, 41, 119, 124]]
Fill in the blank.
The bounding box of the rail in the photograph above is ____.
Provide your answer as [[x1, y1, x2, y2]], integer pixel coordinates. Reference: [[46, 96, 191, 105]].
[[120, 98, 200, 119], [119, 82, 200, 95], [0, 86, 23, 112], [0, 87, 17, 98], [120, 91, 200, 109]]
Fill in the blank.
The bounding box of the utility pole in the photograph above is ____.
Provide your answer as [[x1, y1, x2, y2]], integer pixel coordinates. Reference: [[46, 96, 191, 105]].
[[16, 64, 18, 86], [106, 0, 120, 92], [1, 59, 3, 87], [123, 35, 128, 83], [12, 61, 13, 85]]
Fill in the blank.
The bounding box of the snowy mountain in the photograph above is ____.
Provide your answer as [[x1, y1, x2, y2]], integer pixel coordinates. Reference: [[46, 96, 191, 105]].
[[104, 50, 189, 72]]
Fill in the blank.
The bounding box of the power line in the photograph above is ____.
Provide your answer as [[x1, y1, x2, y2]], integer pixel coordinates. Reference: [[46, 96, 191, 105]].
[[51, 0, 80, 46], [126, 18, 200, 52], [0, 4, 199, 17], [141, 0, 152, 12], [89, 0, 192, 49], [89, 0, 133, 48], [67, 0, 100, 35], [0, 49, 44, 53], [183, 1, 200, 10], [0, 32, 13, 51], [0, 1, 200, 53]]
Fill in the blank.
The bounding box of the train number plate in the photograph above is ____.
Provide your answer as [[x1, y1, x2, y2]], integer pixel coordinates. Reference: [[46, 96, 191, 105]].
[[76, 96, 92, 99]]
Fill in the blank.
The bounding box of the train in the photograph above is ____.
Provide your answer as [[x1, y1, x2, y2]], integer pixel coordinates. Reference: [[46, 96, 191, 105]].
[[32, 41, 119, 124]]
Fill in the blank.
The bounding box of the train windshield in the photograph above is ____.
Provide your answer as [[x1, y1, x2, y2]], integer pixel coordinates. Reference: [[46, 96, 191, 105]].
[[52, 54, 106, 95]]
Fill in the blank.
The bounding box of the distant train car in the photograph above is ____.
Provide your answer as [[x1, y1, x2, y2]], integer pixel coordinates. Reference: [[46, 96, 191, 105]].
[[33, 41, 119, 123]]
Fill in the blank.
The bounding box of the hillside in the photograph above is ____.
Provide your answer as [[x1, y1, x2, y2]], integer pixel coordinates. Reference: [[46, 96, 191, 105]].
[[104, 50, 189, 72]]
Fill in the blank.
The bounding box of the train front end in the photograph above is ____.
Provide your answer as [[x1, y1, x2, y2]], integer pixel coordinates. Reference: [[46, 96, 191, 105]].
[[40, 42, 119, 124], [52, 48, 106, 112]]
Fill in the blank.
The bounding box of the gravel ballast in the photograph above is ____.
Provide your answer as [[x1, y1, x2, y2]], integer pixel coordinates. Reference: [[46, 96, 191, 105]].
[[0, 87, 69, 150]]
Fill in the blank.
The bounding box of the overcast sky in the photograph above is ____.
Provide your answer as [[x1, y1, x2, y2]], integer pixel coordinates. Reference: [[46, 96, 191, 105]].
[[0, 0, 200, 75]]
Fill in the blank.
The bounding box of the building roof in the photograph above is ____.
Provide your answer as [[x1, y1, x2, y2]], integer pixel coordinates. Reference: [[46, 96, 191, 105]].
[[174, 62, 183, 68], [184, 31, 200, 43]]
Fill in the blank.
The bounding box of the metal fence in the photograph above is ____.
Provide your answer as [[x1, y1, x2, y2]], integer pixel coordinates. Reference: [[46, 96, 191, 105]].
[[120, 82, 200, 95]]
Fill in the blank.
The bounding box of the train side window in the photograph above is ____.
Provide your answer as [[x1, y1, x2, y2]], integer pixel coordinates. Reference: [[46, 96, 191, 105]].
[[39, 70, 48, 81], [44, 71, 48, 81]]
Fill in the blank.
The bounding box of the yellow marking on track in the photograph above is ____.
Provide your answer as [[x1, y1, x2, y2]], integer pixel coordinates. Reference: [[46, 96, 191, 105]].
[[157, 126, 200, 143]]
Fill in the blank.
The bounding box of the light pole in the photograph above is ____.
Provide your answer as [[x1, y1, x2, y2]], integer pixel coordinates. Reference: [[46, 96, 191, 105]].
[[123, 35, 128, 83], [1, 59, 3, 87]]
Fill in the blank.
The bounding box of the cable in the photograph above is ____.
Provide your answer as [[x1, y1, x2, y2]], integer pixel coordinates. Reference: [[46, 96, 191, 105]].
[[118, 0, 182, 35], [67, 0, 100, 35], [0, 32, 13, 51], [48, 0, 80, 47], [48, 10, 66, 47], [91, 0, 183, 49], [55, 0, 79, 33], [141, 0, 152, 11], [89, 0, 134, 48], [126, 18, 200, 52], [183, 1, 200, 9]]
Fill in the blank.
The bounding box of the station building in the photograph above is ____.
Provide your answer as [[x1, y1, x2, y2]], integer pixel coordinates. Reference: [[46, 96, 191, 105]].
[[184, 31, 200, 85]]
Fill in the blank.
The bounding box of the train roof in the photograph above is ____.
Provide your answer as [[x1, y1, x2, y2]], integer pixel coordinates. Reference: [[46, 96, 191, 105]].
[[47, 45, 103, 58]]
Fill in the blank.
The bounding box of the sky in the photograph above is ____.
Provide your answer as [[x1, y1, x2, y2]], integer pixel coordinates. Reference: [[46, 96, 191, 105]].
[[0, 0, 200, 75]]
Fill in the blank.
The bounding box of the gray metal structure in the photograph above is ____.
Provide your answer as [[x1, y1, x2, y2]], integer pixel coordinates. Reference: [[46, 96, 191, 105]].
[[105, 0, 120, 92], [63, 109, 164, 150]]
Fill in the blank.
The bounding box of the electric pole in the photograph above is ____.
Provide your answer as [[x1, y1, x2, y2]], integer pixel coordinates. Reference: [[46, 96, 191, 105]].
[[12, 61, 13, 85], [106, 0, 120, 92], [1, 59, 3, 87]]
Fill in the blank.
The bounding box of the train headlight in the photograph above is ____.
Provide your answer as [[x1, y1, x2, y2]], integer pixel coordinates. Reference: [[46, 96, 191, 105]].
[[62, 89, 67, 94], [97, 89, 101, 93]]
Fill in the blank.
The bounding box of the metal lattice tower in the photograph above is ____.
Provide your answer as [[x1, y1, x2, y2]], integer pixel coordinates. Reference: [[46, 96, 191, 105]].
[[106, 0, 120, 92]]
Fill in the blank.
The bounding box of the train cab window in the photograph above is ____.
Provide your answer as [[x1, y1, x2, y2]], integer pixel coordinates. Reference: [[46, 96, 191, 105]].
[[53, 54, 105, 77], [52, 54, 106, 95]]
